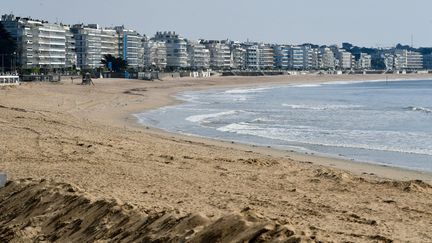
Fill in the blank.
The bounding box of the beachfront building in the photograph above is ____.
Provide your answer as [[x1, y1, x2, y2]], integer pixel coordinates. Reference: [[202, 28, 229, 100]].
[[319, 47, 336, 70], [64, 26, 77, 69], [405, 50, 423, 70], [337, 49, 353, 70], [230, 42, 246, 69], [383, 53, 395, 71], [115, 26, 143, 69], [187, 41, 210, 70], [245, 43, 274, 70], [273, 45, 289, 69], [288, 46, 304, 70], [309, 47, 320, 70], [201, 40, 231, 70], [357, 53, 372, 70], [100, 28, 119, 58], [394, 54, 407, 71], [72, 24, 123, 70], [71, 24, 103, 70], [143, 38, 167, 70], [301, 45, 319, 70], [392, 50, 423, 70], [1, 14, 69, 70], [153, 31, 188, 69]]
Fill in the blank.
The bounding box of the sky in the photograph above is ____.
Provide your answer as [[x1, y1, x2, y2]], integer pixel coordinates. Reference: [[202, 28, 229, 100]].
[[2, 0, 432, 47]]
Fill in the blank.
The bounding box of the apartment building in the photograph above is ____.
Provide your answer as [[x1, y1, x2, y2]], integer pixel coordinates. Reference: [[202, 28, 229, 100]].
[[272, 45, 289, 69], [100, 28, 119, 58], [357, 53, 371, 70], [319, 47, 336, 70], [187, 41, 210, 69], [245, 43, 274, 70], [337, 49, 353, 70], [153, 31, 188, 69], [230, 42, 246, 69], [301, 45, 319, 70], [143, 38, 167, 70], [201, 40, 231, 70], [115, 26, 143, 68], [71, 24, 103, 70], [405, 50, 423, 70], [393, 49, 423, 70], [1, 14, 69, 69], [64, 26, 76, 69], [309, 48, 320, 70], [288, 46, 304, 70]]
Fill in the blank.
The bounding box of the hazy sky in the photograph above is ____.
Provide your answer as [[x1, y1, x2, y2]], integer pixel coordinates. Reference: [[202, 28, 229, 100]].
[[3, 0, 432, 47]]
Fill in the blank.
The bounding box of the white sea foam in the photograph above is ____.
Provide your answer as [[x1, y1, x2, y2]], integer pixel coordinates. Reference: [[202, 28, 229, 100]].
[[289, 84, 322, 87], [186, 110, 239, 123], [217, 123, 432, 156], [224, 87, 272, 94], [407, 106, 432, 114], [282, 104, 364, 110]]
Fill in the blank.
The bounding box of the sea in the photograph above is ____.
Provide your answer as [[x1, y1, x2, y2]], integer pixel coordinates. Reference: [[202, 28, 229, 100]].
[[135, 79, 432, 172]]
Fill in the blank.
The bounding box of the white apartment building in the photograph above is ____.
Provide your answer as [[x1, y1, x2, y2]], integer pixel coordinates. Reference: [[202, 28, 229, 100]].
[[337, 49, 353, 70], [383, 53, 395, 70], [319, 47, 336, 70], [394, 49, 424, 70], [258, 44, 274, 69], [100, 28, 119, 58], [71, 24, 103, 70], [64, 26, 76, 69], [72, 24, 123, 70], [115, 26, 143, 68], [1, 14, 69, 69], [230, 42, 246, 69], [404, 50, 423, 70], [301, 45, 319, 70], [201, 40, 231, 70], [153, 31, 188, 69], [187, 41, 210, 69], [309, 48, 320, 70], [143, 38, 167, 70], [357, 53, 371, 70], [246, 43, 274, 70]]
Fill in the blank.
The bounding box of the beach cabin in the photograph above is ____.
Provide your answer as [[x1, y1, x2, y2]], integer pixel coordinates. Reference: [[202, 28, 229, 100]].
[[0, 75, 20, 86]]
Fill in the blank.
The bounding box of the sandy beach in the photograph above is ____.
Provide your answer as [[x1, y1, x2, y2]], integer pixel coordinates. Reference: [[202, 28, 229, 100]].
[[1, 73, 432, 242]]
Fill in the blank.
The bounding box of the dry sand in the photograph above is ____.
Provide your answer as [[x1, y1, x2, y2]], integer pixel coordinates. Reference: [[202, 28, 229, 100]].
[[1, 73, 432, 242]]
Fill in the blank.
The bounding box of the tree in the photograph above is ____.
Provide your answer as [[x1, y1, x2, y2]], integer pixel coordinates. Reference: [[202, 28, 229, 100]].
[[371, 58, 386, 70], [101, 54, 128, 72], [0, 22, 18, 72]]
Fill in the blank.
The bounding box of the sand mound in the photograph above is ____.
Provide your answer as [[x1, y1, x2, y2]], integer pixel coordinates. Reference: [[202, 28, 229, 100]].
[[378, 179, 432, 192], [0, 179, 313, 242], [314, 168, 354, 182]]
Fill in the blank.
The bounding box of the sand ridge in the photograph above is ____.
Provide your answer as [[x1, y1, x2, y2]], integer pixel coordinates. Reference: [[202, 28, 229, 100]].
[[1, 73, 432, 242], [0, 179, 310, 242]]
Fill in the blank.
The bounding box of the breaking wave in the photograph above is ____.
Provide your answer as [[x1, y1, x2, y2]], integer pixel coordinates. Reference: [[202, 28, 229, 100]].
[[407, 106, 432, 114]]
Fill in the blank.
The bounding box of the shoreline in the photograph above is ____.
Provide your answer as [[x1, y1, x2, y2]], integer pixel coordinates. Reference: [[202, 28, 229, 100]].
[[126, 74, 432, 183]]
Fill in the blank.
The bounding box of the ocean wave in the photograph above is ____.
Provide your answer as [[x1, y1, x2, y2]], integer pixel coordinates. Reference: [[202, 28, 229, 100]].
[[289, 84, 322, 87], [186, 110, 240, 123], [224, 87, 272, 94], [217, 123, 432, 156], [282, 104, 364, 110], [406, 106, 432, 114]]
